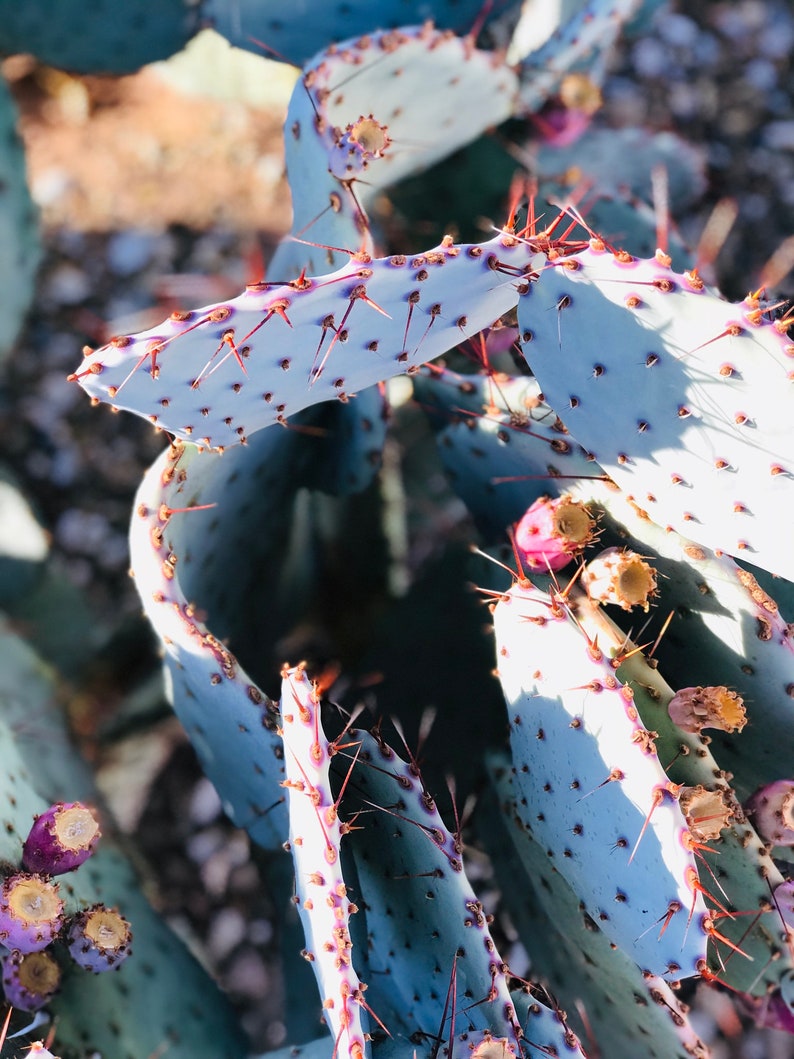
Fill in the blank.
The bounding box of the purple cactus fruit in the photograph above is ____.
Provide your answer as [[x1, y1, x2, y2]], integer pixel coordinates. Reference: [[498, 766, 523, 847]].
[[67, 905, 132, 972], [582, 546, 657, 611], [514, 495, 595, 571], [1, 949, 61, 1011], [667, 686, 747, 735], [0, 874, 63, 953], [23, 802, 101, 875], [773, 880, 794, 929], [746, 780, 794, 847], [678, 785, 734, 842]]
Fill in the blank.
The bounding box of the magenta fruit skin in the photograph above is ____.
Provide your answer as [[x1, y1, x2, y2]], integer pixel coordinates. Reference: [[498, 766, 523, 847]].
[[746, 780, 794, 847], [67, 905, 133, 973], [514, 495, 592, 572], [22, 801, 101, 876], [0, 873, 64, 953], [1, 949, 61, 1012]]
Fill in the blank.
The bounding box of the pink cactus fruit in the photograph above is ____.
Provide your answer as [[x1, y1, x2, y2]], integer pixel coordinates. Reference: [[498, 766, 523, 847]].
[[67, 904, 132, 972], [582, 546, 657, 611], [514, 495, 595, 571], [746, 780, 794, 847], [531, 72, 601, 147], [678, 785, 735, 842], [667, 686, 747, 735], [1, 949, 62, 1011], [22, 802, 101, 876], [0, 874, 63, 953]]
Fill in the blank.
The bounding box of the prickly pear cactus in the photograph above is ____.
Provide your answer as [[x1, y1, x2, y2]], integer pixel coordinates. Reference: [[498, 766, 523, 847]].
[[277, 24, 519, 275], [518, 243, 794, 579], [71, 232, 543, 448], [492, 574, 709, 980]]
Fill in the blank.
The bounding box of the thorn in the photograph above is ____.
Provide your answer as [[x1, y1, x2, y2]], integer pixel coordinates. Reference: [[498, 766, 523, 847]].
[[647, 610, 675, 661], [629, 786, 667, 864]]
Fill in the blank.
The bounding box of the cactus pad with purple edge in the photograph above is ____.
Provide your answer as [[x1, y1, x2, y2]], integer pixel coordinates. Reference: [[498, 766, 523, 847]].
[[129, 442, 288, 850], [518, 242, 794, 579], [277, 24, 519, 275], [278, 663, 368, 1059], [71, 233, 543, 449], [493, 576, 708, 980], [335, 726, 586, 1056]]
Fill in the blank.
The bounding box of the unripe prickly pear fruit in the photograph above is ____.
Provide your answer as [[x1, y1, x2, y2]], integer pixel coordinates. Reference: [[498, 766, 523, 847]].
[[746, 780, 794, 847], [0, 873, 63, 952], [22, 802, 101, 875], [1, 949, 61, 1011], [581, 546, 657, 611], [67, 904, 132, 972], [678, 785, 735, 841], [514, 495, 595, 571], [667, 685, 747, 735]]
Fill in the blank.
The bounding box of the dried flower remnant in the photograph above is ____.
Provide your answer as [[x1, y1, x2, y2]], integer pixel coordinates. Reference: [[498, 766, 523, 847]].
[[582, 547, 657, 611], [514, 495, 595, 571], [746, 780, 794, 847], [667, 686, 747, 735], [679, 785, 735, 841]]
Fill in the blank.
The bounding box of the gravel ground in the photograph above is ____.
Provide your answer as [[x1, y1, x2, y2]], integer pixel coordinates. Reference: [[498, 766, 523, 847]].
[[1, 3, 794, 1056]]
